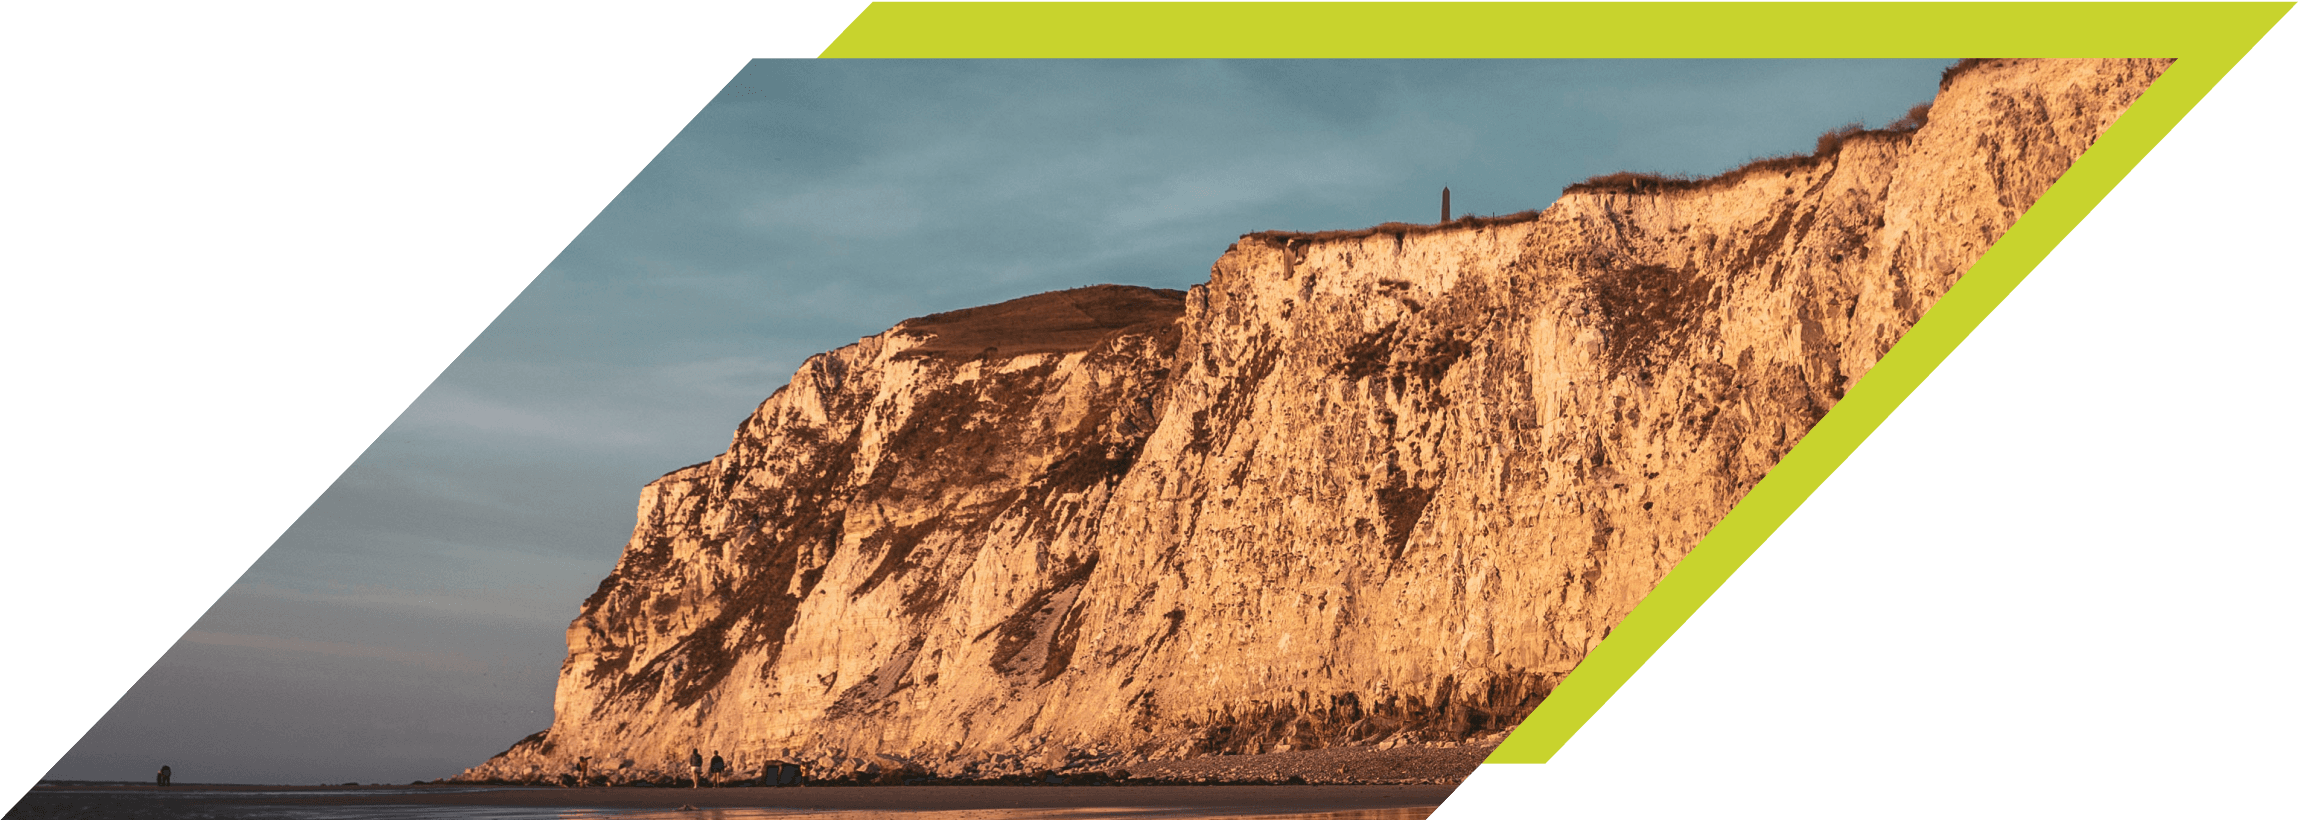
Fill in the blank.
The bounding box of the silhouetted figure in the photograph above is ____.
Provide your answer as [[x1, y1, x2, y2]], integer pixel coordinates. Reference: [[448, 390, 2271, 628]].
[[708, 751, 726, 786], [156, 765, 171, 787], [689, 748, 703, 789], [1442, 186, 1451, 223], [575, 756, 590, 788]]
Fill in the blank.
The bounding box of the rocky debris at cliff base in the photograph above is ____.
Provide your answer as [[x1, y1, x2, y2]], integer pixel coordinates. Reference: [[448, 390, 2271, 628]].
[[14, 783, 1456, 820], [795, 734, 1506, 786], [821, 739, 1498, 786], [1117, 740, 1499, 786], [453, 740, 1496, 788], [463, 59, 2172, 788]]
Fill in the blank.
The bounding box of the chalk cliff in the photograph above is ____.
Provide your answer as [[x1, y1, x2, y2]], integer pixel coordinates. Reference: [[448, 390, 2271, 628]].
[[460, 58, 2167, 783]]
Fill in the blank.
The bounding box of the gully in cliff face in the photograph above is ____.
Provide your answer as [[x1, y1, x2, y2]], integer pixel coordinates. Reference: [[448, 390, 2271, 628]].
[[451, 58, 2168, 789]]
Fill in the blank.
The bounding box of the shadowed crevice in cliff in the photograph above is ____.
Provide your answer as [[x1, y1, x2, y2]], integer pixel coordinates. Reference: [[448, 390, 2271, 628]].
[[1336, 322, 1401, 382], [581, 458, 852, 713], [852, 520, 941, 601], [824, 636, 930, 721], [1375, 482, 1436, 565], [1590, 263, 1720, 376], [461, 59, 2170, 787], [1180, 669, 1556, 757], [977, 554, 1101, 684], [619, 512, 838, 713]]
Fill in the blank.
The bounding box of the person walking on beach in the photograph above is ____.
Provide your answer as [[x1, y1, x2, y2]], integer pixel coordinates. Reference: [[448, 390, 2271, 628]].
[[689, 749, 703, 788], [707, 751, 726, 786], [156, 766, 170, 787], [574, 756, 590, 788]]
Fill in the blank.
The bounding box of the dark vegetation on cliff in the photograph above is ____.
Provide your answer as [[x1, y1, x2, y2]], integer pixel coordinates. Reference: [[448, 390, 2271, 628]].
[[1938, 57, 2002, 91], [895, 284, 1186, 360], [1252, 61, 1979, 244], [1561, 60, 2005, 197], [1565, 98, 1935, 197], [461, 58, 2169, 788], [1246, 208, 1548, 245]]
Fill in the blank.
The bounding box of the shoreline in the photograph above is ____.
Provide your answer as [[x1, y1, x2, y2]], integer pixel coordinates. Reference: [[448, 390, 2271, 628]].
[[14, 783, 1453, 819], [451, 741, 1501, 790]]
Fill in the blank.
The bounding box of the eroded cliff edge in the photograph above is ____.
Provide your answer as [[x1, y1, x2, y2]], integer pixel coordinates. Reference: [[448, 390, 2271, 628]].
[[461, 58, 2167, 783]]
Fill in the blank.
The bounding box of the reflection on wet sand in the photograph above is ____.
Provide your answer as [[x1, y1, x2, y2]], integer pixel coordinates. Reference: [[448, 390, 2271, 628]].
[[608, 809, 1431, 820], [7, 785, 1444, 820]]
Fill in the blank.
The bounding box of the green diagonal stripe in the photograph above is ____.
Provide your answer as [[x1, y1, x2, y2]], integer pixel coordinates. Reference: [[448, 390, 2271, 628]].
[[825, 3, 2287, 58], [1495, 46, 2280, 762], [820, 2, 2293, 765]]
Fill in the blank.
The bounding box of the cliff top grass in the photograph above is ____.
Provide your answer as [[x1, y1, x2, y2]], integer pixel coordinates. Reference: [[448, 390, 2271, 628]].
[[1251, 59, 1984, 245], [1243, 208, 1546, 245], [1560, 60, 1980, 196], [1563, 97, 1933, 197], [894, 284, 1186, 360], [1936, 57, 2000, 93]]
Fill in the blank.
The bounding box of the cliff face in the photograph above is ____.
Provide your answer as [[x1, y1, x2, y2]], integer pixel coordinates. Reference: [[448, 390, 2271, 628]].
[[462, 58, 2167, 782]]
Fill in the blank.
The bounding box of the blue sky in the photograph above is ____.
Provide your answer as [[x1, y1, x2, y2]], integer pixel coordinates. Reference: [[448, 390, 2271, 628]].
[[50, 58, 1955, 785]]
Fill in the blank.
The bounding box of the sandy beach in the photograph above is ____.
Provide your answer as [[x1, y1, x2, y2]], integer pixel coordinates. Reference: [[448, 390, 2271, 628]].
[[9, 782, 1450, 820]]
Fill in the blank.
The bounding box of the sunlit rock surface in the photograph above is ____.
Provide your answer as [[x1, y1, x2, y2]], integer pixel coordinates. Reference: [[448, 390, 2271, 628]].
[[458, 59, 2167, 784]]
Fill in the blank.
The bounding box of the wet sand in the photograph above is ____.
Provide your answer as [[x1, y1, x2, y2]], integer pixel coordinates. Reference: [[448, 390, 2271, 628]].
[[10, 783, 1450, 820]]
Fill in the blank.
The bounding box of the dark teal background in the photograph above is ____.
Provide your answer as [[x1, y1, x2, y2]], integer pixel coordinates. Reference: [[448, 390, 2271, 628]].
[[2, 1, 864, 803], [1433, 12, 2298, 817]]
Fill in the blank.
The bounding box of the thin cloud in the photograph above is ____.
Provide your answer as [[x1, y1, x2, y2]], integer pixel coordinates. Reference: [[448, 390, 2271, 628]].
[[657, 355, 800, 400], [230, 581, 582, 630], [181, 630, 486, 674], [399, 384, 661, 449], [63, 59, 1961, 786]]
